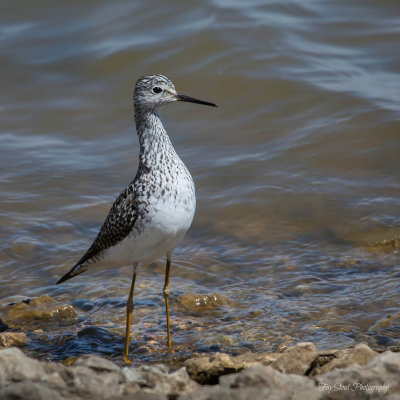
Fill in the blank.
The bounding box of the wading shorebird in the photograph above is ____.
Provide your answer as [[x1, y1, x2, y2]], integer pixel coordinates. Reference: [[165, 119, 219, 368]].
[[57, 74, 217, 363]]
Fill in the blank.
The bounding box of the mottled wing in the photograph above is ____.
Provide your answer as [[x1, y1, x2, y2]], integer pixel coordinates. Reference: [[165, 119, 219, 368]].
[[82, 184, 139, 262], [57, 180, 140, 284]]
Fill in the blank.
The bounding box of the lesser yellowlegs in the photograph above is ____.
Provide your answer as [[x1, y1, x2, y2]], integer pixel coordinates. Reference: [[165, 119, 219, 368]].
[[57, 75, 217, 362]]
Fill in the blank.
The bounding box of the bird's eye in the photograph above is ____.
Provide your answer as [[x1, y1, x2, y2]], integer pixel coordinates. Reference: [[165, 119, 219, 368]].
[[152, 87, 162, 94]]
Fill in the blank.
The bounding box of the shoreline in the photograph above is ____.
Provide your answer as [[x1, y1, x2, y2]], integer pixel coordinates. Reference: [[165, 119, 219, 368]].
[[0, 341, 398, 399]]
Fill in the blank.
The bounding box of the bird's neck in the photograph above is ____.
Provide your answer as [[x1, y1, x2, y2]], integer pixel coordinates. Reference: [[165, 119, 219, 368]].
[[134, 106, 176, 169]]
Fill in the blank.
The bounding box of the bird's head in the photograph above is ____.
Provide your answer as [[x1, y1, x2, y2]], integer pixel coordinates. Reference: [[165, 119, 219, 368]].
[[134, 74, 217, 110]]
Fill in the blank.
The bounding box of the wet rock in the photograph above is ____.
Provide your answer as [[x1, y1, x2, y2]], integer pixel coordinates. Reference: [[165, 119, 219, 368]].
[[271, 342, 319, 375], [344, 229, 400, 253], [308, 343, 377, 377], [176, 292, 230, 313], [0, 332, 28, 348], [2, 295, 77, 329], [200, 334, 240, 352], [373, 234, 400, 252], [373, 313, 400, 329], [215, 334, 238, 347]]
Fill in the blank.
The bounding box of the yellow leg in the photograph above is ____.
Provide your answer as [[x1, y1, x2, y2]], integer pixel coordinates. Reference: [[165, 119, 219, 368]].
[[123, 266, 137, 364], [163, 255, 172, 347]]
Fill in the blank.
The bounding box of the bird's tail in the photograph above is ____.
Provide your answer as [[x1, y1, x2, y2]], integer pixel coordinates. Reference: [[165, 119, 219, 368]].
[[56, 263, 88, 284]]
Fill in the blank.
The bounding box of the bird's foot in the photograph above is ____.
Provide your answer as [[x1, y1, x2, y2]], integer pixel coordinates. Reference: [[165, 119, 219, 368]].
[[122, 355, 130, 365]]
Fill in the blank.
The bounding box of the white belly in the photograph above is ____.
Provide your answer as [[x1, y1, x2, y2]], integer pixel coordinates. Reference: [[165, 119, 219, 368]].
[[103, 191, 195, 266]]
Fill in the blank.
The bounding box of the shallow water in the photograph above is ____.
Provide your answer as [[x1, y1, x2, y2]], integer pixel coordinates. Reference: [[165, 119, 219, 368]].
[[1, 0, 400, 363]]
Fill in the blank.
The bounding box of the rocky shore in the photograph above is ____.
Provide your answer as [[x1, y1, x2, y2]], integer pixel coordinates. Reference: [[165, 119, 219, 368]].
[[1, 295, 399, 398], [0, 341, 399, 399]]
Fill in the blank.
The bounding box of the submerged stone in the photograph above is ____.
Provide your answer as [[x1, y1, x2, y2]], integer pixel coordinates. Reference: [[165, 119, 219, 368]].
[[176, 292, 231, 313], [2, 295, 77, 329], [374, 234, 400, 252]]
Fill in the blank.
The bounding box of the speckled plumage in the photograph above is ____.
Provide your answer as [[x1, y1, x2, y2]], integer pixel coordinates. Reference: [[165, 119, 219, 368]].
[[57, 75, 216, 284]]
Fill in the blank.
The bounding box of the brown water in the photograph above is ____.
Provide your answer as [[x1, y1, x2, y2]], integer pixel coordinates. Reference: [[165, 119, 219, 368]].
[[1, 0, 400, 363]]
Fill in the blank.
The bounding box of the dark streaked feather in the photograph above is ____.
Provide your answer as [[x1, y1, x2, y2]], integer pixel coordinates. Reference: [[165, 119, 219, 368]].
[[57, 178, 142, 284]]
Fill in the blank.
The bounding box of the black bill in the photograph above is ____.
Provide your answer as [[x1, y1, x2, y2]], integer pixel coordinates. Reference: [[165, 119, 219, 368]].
[[176, 94, 217, 107]]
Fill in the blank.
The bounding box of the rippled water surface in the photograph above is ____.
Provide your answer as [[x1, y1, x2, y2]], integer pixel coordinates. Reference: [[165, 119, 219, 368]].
[[1, 0, 400, 363]]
